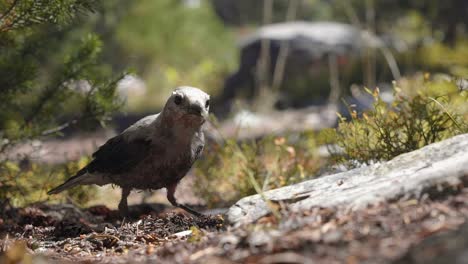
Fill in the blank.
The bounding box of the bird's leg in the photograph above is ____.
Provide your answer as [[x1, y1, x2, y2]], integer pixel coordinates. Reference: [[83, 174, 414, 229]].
[[166, 183, 203, 217], [118, 187, 131, 217]]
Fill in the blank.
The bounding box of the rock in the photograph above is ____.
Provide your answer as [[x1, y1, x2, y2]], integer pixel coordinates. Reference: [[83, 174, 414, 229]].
[[227, 134, 468, 225], [215, 21, 388, 115]]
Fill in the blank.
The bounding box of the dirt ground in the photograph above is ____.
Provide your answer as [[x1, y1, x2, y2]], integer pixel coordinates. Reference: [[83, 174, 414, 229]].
[[1, 185, 468, 263]]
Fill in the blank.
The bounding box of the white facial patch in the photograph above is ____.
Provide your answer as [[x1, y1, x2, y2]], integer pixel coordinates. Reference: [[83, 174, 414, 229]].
[[174, 86, 210, 105]]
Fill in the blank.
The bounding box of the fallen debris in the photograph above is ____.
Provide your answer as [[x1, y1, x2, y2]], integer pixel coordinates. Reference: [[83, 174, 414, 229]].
[[1, 135, 468, 263], [148, 188, 468, 263], [0, 202, 224, 263], [2, 187, 468, 263]]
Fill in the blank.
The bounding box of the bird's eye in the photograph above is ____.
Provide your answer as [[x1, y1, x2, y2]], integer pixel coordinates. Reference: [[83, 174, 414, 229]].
[[174, 94, 183, 105], [205, 99, 210, 108]]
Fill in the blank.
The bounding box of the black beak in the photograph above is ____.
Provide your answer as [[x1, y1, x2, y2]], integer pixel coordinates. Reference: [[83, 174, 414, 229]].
[[189, 104, 203, 116]]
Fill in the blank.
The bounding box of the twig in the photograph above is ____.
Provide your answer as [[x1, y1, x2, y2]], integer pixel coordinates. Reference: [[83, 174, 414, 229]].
[[327, 53, 341, 104], [0, 0, 20, 22], [271, 0, 301, 91], [364, 0, 376, 89], [247, 171, 282, 221], [428, 97, 464, 132], [256, 0, 273, 97], [337, 0, 362, 29], [23, 65, 85, 126], [272, 0, 300, 91], [41, 120, 77, 136], [379, 45, 401, 81]]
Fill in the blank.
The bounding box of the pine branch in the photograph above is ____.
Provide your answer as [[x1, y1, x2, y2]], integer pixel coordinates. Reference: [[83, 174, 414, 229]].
[[0, 0, 20, 21]]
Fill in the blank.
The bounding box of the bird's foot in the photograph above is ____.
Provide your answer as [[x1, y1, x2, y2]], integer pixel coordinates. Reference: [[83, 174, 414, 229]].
[[119, 187, 131, 218], [177, 203, 203, 217], [118, 202, 129, 218], [166, 183, 203, 217]]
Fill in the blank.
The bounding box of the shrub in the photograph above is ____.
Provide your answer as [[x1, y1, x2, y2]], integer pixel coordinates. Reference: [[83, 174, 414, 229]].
[[328, 75, 467, 167], [417, 40, 468, 78], [194, 130, 323, 207], [0, 0, 122, 206], [0, 157, 96, 207]]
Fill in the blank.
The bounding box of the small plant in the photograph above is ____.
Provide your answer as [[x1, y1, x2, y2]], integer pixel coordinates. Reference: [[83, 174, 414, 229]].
[[194, 130, 323, 207], [0, 157, 97, 207], [328, 76, 467, 167]]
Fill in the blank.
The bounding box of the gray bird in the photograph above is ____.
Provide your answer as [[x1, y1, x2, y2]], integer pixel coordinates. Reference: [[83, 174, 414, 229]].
[[48, 86, 210, 217]]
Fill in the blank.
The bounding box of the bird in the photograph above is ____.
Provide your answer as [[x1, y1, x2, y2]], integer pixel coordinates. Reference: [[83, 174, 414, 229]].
[[48, 86, 210, 217]]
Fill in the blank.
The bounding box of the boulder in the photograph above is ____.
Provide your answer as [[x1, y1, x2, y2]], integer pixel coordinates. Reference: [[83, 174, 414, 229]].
[[215, 21, 388, 114], [227, 134, 468, 225]]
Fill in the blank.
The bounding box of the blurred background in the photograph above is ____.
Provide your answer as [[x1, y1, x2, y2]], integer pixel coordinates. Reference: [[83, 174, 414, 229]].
[[0, 0, 467, 209]]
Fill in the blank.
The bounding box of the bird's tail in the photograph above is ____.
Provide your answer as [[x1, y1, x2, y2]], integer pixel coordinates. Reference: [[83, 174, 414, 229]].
[[47, 171, 87, 195]]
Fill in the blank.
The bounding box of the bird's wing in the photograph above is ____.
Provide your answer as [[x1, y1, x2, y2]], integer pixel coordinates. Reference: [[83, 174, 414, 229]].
[[123, 113, 159, 134], [86, 135, 152, 174]]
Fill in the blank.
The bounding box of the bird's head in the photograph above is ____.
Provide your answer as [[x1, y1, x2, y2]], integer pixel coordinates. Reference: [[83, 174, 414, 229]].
[[163, 86, 210, 126]]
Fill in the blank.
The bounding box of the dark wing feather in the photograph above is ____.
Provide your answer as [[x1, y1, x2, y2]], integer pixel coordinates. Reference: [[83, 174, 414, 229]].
[[85, 135, 151, 174]]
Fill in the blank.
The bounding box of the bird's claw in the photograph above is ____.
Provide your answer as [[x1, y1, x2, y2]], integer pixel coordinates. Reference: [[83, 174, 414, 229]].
[[177, 203, 203, 217]]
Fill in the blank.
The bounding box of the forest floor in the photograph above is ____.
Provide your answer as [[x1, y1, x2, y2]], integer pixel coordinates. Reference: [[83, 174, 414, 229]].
[[1, 185, 468, 263], [2, 129, 467, 263]]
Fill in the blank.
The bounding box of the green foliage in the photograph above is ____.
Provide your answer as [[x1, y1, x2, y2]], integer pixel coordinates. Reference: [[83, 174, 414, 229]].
[[114, 0, 235, 110], [331, 0, 466, 44], [0, 157, 97, 207], [195, 130, 323, 207], [0, 0, 122, 205], [23, 0, 236, 112], [417, 40, 468, 77], [0, 0, 123, 145], [328, 76, 467, 166], [0, 0, 95, 31]]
